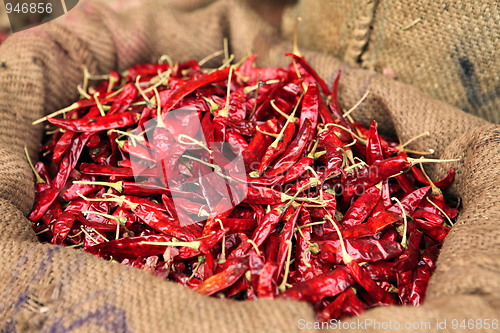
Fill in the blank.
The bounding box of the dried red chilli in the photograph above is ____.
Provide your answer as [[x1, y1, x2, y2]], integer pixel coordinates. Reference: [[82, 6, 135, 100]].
[[29, 49, 459, 322]]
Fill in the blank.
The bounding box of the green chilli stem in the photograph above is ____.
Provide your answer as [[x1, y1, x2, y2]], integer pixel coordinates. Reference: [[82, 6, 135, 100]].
[[24, 146, 45, 184], [325, 123, 367, 145], [140, 240, 201, 251], [278, 240, 293, 292], [326, 214, 353, 264], [391, 197, 408, 249]]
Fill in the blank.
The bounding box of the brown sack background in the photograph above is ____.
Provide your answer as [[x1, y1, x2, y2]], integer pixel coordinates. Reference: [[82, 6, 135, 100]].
[[283, 0, 500, 124], [0, 0, 499, 332]]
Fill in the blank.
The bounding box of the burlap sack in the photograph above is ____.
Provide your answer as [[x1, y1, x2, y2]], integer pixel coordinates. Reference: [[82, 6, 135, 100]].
[[282, 0, 500, 124], [0, 0, 499, 332]]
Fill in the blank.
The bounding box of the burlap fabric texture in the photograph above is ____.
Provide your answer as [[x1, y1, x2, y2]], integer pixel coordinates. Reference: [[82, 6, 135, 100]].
[[0, 0, 499, 332], [283, 0, 500, 124]]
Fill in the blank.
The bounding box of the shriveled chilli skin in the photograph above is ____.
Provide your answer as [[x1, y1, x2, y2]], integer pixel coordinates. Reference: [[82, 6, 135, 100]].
[[153, 127, 178, 188], [265, 119, 312, 177], [295, 206, 313, 275], [160, 67, 230, 114], [343, 155, 412, 200], [340, 186, 381, 228], [51, 211, 82, 245], [415, 219, 449, 242], [34, 162, 51, 187], [251, 206, 285, 247], [411, 165, 455, 189], [257, 262, 279, 298], [52, 131, 75, 165], [317, 239, 403, 264], [126, 63, 170, 82], [122, 182, 205, 202], [285, 54, 330, 98], [362, 262, 397, 282], [393, 221, 423, 273], [220, 235, 251, 272], [341, 211, 401, 239], [30, 133, 93, 222], [48, 112, 140, 132], [242, 120, 278, 171], [226, 130, 248, 155], [249, 249, 265, 293], [63, 175, 100, 200], [262, 230, 279, 264], [134, 205, 195, 242], [218, 218, 257, 234], [280, 267, 355, 304], [298, 81, 319, 144], [201, 197, 234, 237], [396, 260, 413, 305], [412, 209, 444, 226], [53, 132, 94, 189], [366, 120, 384, 165], [107, 83, 138, 115], [267, 79, 302, 122], [79, 163, 157, 178], [121, 141, 156, 163], [77, 214, 123, 233], [195, 162, 221, 211], [161, 195, 201, 237], [244, 186, 283, 205], [315, 288, 364, 322], [409, 260, 432, 305], [387, 186, 431, 215], [30, 189, 61, 222], [225, 276, 250, 298], [395, 173, 416, 194], [282, 156, 314, 183], [257, 143, 282, 175], [317, 128, 344, 181], [345, 260, 396, 305], [275, 204, 302, 278], [195, 255, 250, 296], [419, 198, 458, 219]]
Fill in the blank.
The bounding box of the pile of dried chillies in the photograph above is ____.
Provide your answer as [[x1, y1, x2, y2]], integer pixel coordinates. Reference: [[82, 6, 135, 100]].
[[28, 49, 459, 322]]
